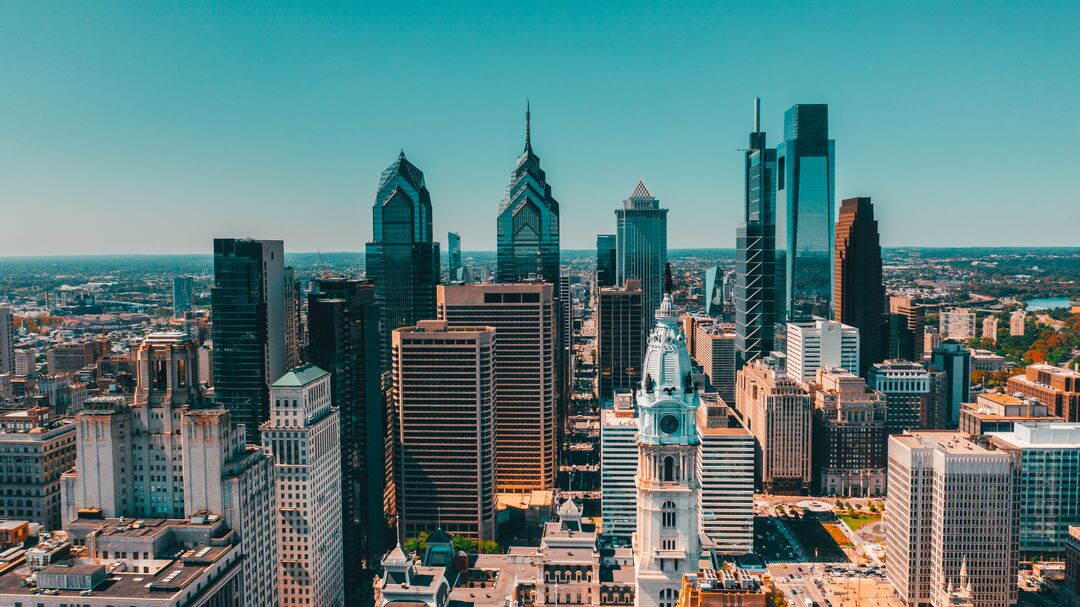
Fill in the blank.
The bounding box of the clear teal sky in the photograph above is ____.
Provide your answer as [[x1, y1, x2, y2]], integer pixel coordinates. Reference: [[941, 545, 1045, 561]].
[[2, 1, 1078, 256]]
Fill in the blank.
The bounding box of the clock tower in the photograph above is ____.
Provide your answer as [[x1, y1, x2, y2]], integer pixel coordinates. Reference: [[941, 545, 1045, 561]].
[[633, 294, 701, 607]]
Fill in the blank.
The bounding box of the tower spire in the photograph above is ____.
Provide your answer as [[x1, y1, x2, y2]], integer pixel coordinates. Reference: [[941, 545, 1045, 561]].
[[524, 99, 532, 154]]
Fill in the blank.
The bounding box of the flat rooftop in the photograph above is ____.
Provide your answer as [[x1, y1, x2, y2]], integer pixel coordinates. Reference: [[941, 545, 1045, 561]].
[[989, 423, 1080, 448], [0, 543, 237, 601], [893, 431, 996, 455]]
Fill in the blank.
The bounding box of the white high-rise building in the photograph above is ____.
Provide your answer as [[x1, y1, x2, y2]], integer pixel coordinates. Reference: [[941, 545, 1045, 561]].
[[633, 294, 701, 607], [183, 408, 279, 607], [696, 395, 754, 555], [941, 308, 977, 341], [886, 431, 1017, 607], [264, 365, 344, 607], [785, 319, 860, 381], [601, 392, 639, 544], [0, 307, 13, 375]]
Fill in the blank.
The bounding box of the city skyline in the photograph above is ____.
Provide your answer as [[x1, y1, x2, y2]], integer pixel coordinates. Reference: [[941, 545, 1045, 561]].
[[3, 2, 1079, 256]]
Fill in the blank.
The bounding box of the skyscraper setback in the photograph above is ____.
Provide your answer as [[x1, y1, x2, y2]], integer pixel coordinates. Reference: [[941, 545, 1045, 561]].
[[735, 98, 778, 368], [778, 103, 835, 321], [834, 197, 888, 374], [496, 102, 560, 287], [211, 238, 286, 444], [306, 278, 385, 599], [615, 181, 668, 332], [438, 284, 557, 491], [366, 151, 440, 369]]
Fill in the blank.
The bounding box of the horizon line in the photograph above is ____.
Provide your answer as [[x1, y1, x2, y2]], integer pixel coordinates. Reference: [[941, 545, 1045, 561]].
[[3, 245, 1080, 261]]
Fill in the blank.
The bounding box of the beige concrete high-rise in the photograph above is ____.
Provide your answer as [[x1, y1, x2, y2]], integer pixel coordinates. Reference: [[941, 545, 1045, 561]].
[[981, 316, 999, 344], [1010, 310, 1027, 337], [693, 322, 736, 406], [886, 431, 1017, 607], [438, 284, 556, 491], [60, 333, 279, 607], [735, 357, 812, 494], [264, 365, 343, 607], [808, 368, 887, 497], [0, 406, 76, 529], [392, 321, 497, 541]]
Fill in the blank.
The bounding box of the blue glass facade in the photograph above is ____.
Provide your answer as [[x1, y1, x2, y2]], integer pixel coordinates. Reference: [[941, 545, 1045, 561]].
[[496, 104, 560, 287], [615, 180, 667, 330], [735, 99, 778, 368], [448, 231, 462, 281], [365, 151, 440, 368], [777, 104, 835, 321]]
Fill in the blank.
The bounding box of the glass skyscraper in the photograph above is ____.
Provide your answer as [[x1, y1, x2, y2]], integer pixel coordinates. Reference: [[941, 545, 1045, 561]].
[[596, 234, 617, 288], [365, 151, 440, 369], [307, 278, 384, 602], [777, 103, 835, 321], [172, 275, 194, 317], [496, 103, 560, 287], [615, 180, 667, 336], [735, 98, 778, 368], [211, 238, 286, 445], [448, 231, 462, 281]]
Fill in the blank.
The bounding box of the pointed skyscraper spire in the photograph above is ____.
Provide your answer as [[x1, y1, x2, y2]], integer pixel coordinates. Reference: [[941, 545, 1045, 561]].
[[399, 148, 406, 160], [524, 99, 532, 154]]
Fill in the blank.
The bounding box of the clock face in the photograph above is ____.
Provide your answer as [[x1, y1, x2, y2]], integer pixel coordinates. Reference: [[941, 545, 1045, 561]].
[[658, 414, 680, 435]]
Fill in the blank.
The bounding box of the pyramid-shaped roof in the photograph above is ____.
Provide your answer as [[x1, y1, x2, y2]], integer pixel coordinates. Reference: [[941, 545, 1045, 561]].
[[631, 180, 652, 199], [378, 150, 425, 193]]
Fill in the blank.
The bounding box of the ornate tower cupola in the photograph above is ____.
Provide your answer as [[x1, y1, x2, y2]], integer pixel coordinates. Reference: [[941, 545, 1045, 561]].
[[633, 292, 702, 607]]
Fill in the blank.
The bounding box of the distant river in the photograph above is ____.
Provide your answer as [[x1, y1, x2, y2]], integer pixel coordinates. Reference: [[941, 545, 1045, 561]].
[[1025, 297, 1073, 311]]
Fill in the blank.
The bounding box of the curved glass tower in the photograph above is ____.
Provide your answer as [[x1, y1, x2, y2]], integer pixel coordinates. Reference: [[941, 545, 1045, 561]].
[[496, 102, 560, 286], [777, 104, 835, 321]]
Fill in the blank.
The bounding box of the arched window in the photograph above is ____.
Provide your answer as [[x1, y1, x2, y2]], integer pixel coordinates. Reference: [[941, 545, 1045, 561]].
[[662, 501, 677, 528], [660, 588, 677, 607], [663, 456, 676, 482]]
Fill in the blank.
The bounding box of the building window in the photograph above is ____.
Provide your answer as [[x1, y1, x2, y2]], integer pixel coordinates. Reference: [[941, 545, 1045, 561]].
[[662, 501, 676, 528], [663, 456, 675, 482]]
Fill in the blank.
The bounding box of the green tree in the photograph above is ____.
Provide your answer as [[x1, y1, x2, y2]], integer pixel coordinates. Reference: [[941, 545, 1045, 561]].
[[404, 532, 429, 552]]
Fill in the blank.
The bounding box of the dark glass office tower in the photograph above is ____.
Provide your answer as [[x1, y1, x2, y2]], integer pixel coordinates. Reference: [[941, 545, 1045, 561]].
[[307, 278, 384, 603], [596, 234, 617, 288], [597, 279, 645, 404], [931, 341, 971, 428], [615, 181, 668, 334], [365, 151, 440, 369], [448, 231, 462, 281], [735, 98, 778, 368], [703, 266, 723, 318], [211, 238, 286, 444], [777, 104, 835, 321], [834, 197, 888, 375], [496, 102, 560, 287]]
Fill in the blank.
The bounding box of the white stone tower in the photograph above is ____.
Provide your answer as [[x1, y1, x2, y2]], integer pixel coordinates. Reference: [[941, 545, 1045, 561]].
[[633, 294, 702, 607]]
